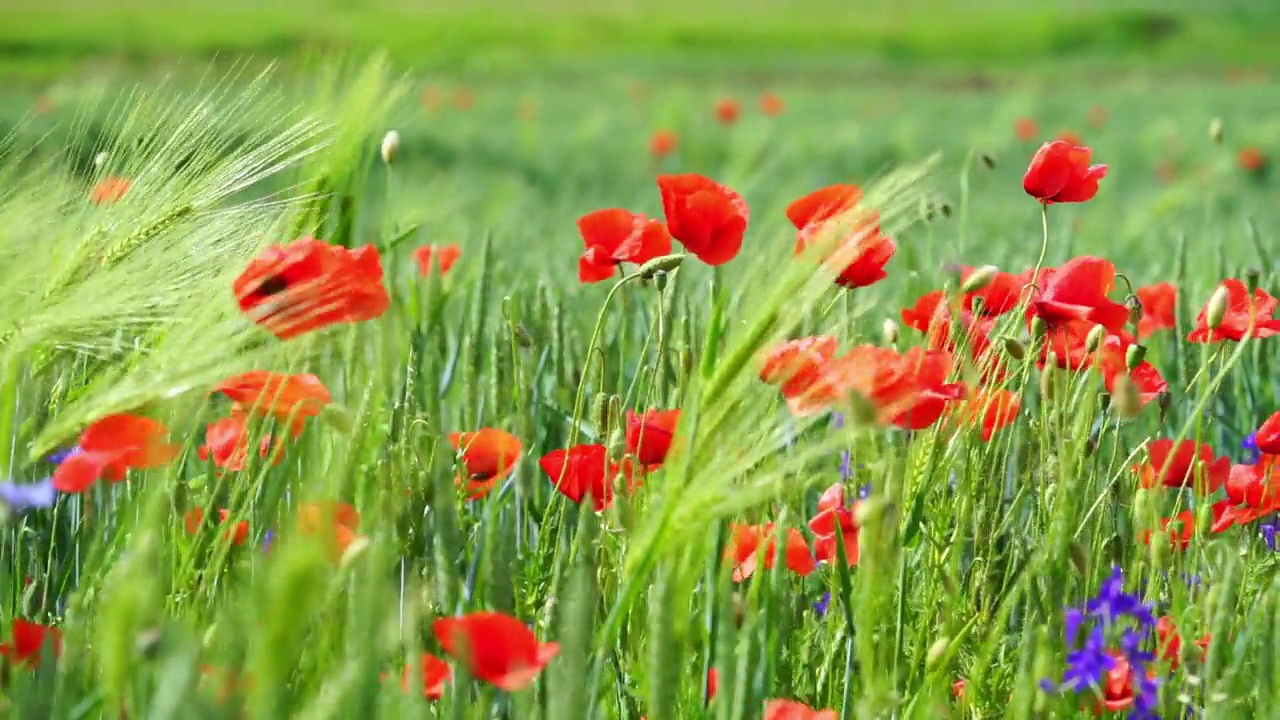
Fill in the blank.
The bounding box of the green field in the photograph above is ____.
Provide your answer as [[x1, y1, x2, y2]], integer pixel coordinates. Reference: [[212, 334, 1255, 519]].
[[0, 4, 1278, 720]]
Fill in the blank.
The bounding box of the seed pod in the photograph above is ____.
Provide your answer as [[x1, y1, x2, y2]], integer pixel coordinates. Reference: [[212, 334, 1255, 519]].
[[1205, 284, 1230, 331], [590, 392, 609, 434], [1084, 324, 1106, 354], [960, 265, 999, 294], [1126, 295, 1143, 327], [1125, 343, 1147, 371], [1111, 374, 1142, 419], [638, 253, 684, 279], [1002, 336, 1027, 361], [1209, 117, 1223, 145], [881, 318, 899, 345], [1246, 267, 1261, 293], [380, 130, 400, 164]]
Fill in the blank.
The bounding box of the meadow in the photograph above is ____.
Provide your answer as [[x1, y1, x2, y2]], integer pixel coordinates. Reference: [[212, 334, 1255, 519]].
[[0, 6, 1278, 719]]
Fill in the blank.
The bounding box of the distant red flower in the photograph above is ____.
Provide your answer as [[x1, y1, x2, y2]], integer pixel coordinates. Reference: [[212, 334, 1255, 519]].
[[414, 244, 461, 277], [539, 444, 633, 511], [1156, 162, 1177, 185], [433, 612, 559, 691], [758, 336, 844, 415], [715, 98, 740, 125], [297, 500, 363, 561], [1134, 282, 1177, 339], [420, 85, 442, 111], [1096, 652, 1141, 712], [91, 175, 130, 205], [759, 93, 785, 116], [1093, 334, 1168, 408], [809, 486, 860, 566], [1188, 278, 1280, 343], [576, 209, 672, 283], [625, 409, 680, 466], [1014, 118, 1038, 141], [959, 388, 1021, 441], [447, 429, 522, 499], [1136, 439, 1230, 493], [1238, 147, 1268, 175], [198, 412, 278, 472], [1224, 459, 1280, 509], [214, 370, 331, 437], [725, 522, 816, 581], [1143, 510, 1196, 551], [1056, 130, 1084, 145], [788, 184, 895, 289], [0, 619, 61, 668], [399, 652, 452, 700], [53, 414, 179, 493], [1029, 256, 1129, 332], [1086, 105, 1108, 128], [650, 130, 678, 158], [184, 507, 250, 546], [836, 346, 966, 430], [233, 238, 389, 340], [453, 88, 475, 110], [763, 698, 838, 720], [1022, 140, 1108, 204], [1155, 616, 1209, 671], [657, 174, 749, 266]]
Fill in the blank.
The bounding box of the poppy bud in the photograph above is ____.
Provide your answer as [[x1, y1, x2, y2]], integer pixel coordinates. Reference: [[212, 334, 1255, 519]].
[[1209, 118, 1223, 145], [94, 151, 110, 168], [1245, 267, 1261, 293], [380, 130, 400, 165], [514, 324, 535, 349], [339, 534, 372, 568], [1157, 390, 1173, 423], [881, 318, 899, 345], [1111, 374, 1142, 420], [1205, 284, 1230, 331], [638, 253, 684, 279], [1030, 315, 1047, 340], [590, 393, 609, 434], [925, 637, 950, 670], [1084, 324, 1106, 354], [1001, 336, 1027, 361], [1126, 295, 1143, 327], [608, 427, 627, 460], [960, 265, 999, 294], [1125, 343, 1147, 371], [1039, 361, 1057, 401], [980, 153, 997, 169], [1067, 542, 1088, 575]]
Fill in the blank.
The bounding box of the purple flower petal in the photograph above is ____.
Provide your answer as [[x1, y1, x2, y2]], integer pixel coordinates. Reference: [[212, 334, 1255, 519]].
[[0, 478, 57, 511]]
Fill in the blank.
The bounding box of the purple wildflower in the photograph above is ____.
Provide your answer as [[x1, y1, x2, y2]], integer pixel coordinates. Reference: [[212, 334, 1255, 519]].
[[263, 529, 275, 553], [857, 483, 872, 499], [1261, 524, 1277, 551], [1242, 433, 1261, 464], [1085, 566, 1156, 628], [838, 450, 853, 480], [831, 413, 845, 430], [0, 478, 57, 512], [46, 446, 78, 465], [813, 592, 831, 617]]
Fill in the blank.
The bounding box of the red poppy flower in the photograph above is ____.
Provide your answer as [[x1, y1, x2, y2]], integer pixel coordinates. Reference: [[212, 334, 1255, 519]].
[[1093, 334, 1168, 408], [759, 336, 840, 399], [657, 174, 749, 266], [835, 346, 966, 430], [1086, 105, 1108, 128], [233, 238, 389, 340], [763, 699, 838, 720], [576, 209, 672, 283], [539, 444, 633, 511], [1188, 278, 1280, 343], [53, 414, 180, 493], [759, 93, 784, 116], [0, 618, 62, 668], [788, 185, 895, 289], [1014, 118, 1038, 141], [1029, 256, 1129, 332], [1142, 510, 1196, 551], [215, 371, 331, 437], [447, 429, 522, 499], [1096, 652, 1139, 712], [1022, 140, 1108, 204], [714, 98, 740, 125], [1136, 439, 1230, 492], [399, 652, 452, 700], [198, 412, 279, 472], [1209, 498, 1268, 533], [1155, 616, 1209, 671], [725, 523, 816, 581], [625, 409, 680, 466], [961, 265, 1023, 317], [1156, 162, 1178, 185], [433, 612, 559, 691], [1224, 460, 1280, 509], [297, 500, 363, 561], [1134, 282, 1177, 339], [808, 501, 860, 567], [1255, 411, 1280, 455], [184, 507, 250, 546], [91, 175, 131, 205], [1056, 130, 1084, 145], [959, 388, 1021, 441], [1238, 148, 1268, 175], [414, 244, 461, 277], [453, 88, 475, 110], [650, 130, 678, 159], [1036, 321, 1098, 372], [900, 290, 949, 341]]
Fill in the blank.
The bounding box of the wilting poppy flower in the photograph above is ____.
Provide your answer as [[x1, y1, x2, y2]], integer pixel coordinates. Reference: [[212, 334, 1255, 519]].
[[1134, 282, 1177, 339], [1188, 278, 1280, 343], [1136, 439, 1230, 493], [214, 371, 331, 437], [0, 618, 62, 668], [184, 507, 250, 546], [1022, 140, 1108, 204], [714, 98, 740, 125], [787, 185, 895, 289], [414, 244, 461, 277], [1155, 616, 1209, 671], [539, 444, 633, 511], [296, 500, 363, 561], [625, 409, 680, 466], [763, 699, 838, 720], [759, 92, 784, 116], [959, 388, 1021, 441], [1143, 510, 1196, 551], [576, 209, 672, 283], [91, 175, 130, 205], [1238, 148, 1268, 175], [1014, 118, 1038, 141], [399, 652, 452, 700], [1030, 256, 1129, 332], [233, 238, 390, 340], [1225, 460, 1280, 509], [1093, 334, 1167, 408], [650, 130, 678, 159], [725, 523, 816, 582], [53, 414, 179, 493], [433, 612, 559, 691], [199, 412, 279, 472], [657, 174, 749, 266], [448, 429, 522, 499], [837, 346, 966, 430]]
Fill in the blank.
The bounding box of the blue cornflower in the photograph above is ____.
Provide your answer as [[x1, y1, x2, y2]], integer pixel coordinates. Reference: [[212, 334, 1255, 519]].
[[263, 529, 275, 553], [831, 413, 845, 430], [857, 483, 872, 499], [1085, 566, 1156, 628], [0, 477, 57, 512], [838, 450, 853, 480], [813, 592, 831, 617], [46, 446, 78, 465], [1241, 433, 1261, 464], [1261, 524, 1277, 551]]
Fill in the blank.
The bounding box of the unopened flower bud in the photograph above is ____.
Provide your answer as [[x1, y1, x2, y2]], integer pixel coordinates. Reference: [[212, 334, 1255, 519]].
[[1245, 267, 1261, 293], [1040, 361, 1057, 401], [94, 151, 110, 168], [926, 637, 951, 669], [608, 427, 627, 459], [980, 153, 997, 169], [1001, 336, 1027, 361], [1209, 118, 1223, 145], [1030, 315, 1047, 339], [1067, 542, 1089, 575], [1084, 324, 1106, 353], [1111, 374, 1142, 420], [590, 392, 609, 433], [1126, 295, 1143, 327], [380, 130, 401, 165], [1205, 284, 1230, 331], [638, 253, 684, 279], [960, 265, 999, 295], [881, 318, 899, 345], [339, 534, 372, 568], [1125, 343, 1147, 371]]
